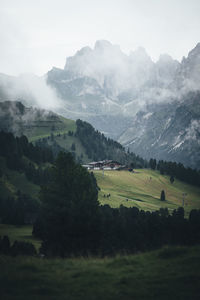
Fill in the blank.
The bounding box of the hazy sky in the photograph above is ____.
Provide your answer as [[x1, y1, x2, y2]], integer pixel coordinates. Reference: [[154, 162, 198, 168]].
[[0, 0, 200, 76]]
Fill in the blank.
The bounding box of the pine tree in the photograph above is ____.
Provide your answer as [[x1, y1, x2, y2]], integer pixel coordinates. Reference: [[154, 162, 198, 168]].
[[160, 190, 165, 201]]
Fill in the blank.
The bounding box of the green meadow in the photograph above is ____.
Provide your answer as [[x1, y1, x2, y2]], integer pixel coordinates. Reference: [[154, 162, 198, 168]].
[[95, 169, 200, 216]]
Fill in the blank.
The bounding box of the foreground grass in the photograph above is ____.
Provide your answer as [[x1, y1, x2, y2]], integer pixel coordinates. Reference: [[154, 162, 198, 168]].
[[0, 245, 200, 300], [95, 169, 200, 216]]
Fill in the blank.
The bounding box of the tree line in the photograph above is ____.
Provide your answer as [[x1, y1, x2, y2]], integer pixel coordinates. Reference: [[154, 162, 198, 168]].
[[0, 131, 54, 167], [149, 158, 200, 187], [0, 131, 54, 185]]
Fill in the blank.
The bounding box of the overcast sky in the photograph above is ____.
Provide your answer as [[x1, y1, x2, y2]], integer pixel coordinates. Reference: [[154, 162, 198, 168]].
[[0, 0, 200, 76]]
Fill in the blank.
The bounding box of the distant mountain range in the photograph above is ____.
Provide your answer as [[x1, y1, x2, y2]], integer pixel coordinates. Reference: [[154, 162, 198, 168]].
[[47, 41, 180, 118], [0, 41, 200, 168]]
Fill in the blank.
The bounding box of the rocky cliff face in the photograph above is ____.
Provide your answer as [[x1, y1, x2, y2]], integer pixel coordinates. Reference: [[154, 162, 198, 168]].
[[173, 43, 200, 92], [47, 40, 180, 114], [118, 92, 200, 169]]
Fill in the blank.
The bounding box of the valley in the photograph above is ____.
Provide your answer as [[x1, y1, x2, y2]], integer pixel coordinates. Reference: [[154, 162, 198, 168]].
[[0, 101, 199, 216], [1, 2, 200, 299]]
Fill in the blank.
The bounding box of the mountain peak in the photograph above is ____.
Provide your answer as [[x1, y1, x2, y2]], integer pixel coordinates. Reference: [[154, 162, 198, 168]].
[[187, 42, 200, 59], [129, 47, 152, 64], [158, 54, 174, 63], [130, 47, 148, 56], [94, 40, 113, 50], [76, 46, 92, 56]]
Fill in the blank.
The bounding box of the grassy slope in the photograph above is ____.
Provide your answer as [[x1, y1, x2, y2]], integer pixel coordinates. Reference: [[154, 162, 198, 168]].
[[0, 114, 89, 201], [24, 115, 90, 162], [25, 116, 76, 142], [0, 245, 200, 300], [95, 169, 200, 215], [50, 134, 90, 163]]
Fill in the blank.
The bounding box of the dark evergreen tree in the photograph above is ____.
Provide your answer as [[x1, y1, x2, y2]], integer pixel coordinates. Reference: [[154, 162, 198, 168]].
[[160, 190, 165, 201], [35, 152, 100, 256]]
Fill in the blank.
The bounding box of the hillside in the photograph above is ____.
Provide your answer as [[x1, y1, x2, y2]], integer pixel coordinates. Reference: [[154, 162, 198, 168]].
[[0, 102, 199, 228], [0, 100, 76, 140], [0, 101, 146, 166], [0, 157, 40, 201], [0, 101, 92, 163], [0, 130, 199, 217], [95, 169, 200, 216], [0, 245, 200, 300]]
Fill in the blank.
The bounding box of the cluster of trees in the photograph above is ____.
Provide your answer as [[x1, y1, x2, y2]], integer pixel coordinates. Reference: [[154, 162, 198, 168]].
[[0, 192, 39, 225], [33, 152, 99, 256], [24, 162, 52, 185], [0, 131, 54, 168], [0, 131, 54, 185], [149, 158, 200, 187], [33, 152, 200, 257], [0, 235, 36, 256], [96, 205, 200, 255], [0, 131, 54, 225]]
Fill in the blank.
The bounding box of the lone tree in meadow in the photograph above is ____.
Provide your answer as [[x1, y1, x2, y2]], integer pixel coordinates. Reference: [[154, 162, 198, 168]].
[[160, 190, 165, 201]]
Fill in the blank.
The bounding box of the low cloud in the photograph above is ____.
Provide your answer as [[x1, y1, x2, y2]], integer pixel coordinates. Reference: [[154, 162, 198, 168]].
[[0, 73, 63, 111]]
